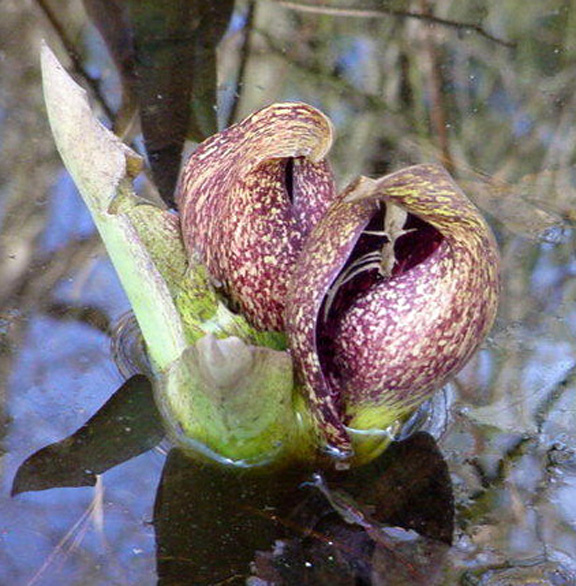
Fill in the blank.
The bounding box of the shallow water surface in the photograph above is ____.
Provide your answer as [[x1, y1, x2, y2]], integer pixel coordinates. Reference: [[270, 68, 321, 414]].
[[1, 1, 576, 584]]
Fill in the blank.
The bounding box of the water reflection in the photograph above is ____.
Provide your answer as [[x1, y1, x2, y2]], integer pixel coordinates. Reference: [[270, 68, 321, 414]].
[[155, 433, 453, 584], [12, 391, 455, 584], [2, 0, 576, 584]]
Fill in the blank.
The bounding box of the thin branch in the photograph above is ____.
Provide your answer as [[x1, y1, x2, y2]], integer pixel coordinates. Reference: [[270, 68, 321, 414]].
[[5, 235, 102, 309], [535, 362, 576, 433], [419, 0, 454, 172], [256, 29, 395, 114], [227, 0, 257, 126], [272, 0, 516, 49], [33, 0, 116, 122], [43, 301, 112, 335]]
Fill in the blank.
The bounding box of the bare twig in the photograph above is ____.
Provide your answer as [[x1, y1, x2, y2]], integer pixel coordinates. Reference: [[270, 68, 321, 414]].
[[535, 363, 576, 433], [256, 29, 395, 114], [272, 0, 516, 49], [26, 481, 104, 586], [227, 0, 257, 126], [419, 0, 454, 173], [4, 235, 102, 308], [43, 301, 112, 335], [33, 0, 116, 122]]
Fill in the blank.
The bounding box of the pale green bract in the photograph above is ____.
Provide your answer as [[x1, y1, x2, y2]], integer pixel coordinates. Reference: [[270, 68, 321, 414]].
[[41, 44, 313, 466]]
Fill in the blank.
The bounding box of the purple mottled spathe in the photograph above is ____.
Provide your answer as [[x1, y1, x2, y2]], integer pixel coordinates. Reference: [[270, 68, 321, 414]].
[[176, 102, 336, 331], [284, 177, 378, 454], [176, 101, 499, 458], [286, 165, 499, 451]]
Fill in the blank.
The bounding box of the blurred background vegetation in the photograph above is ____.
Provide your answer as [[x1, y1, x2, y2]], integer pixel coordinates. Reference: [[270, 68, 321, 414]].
[[1, 0, 575, 583]]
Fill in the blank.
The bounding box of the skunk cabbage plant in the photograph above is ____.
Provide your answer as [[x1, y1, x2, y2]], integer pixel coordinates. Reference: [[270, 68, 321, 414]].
[[42, 44, 498, 469], [177, 104, 500, 462]]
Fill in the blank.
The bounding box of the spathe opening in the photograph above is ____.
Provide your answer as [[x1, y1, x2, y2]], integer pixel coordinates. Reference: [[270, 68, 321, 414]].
[[316, 202, 444, 416], [284, 157, 295, 202]]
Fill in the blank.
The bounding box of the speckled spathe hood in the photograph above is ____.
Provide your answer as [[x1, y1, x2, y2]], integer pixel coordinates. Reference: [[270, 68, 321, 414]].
[[176, 103, 337, 331], [285, 166, 500, 455]]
